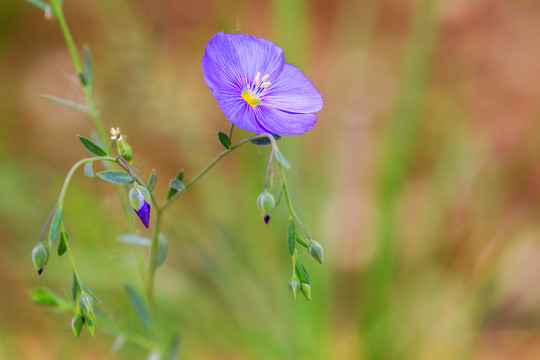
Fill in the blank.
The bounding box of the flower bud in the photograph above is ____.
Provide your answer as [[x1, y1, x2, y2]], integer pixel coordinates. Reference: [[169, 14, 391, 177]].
[[79, 294, 94, 317], [257, 190, 275, 224], [118, 141, 133, 161], [301, 283, 311, 302], [308, 241, 324, 264], [71, 314, 84, 338], [129, 185, 151, 228], [32, 243, 49, 275], [288, 277, 301, 301]]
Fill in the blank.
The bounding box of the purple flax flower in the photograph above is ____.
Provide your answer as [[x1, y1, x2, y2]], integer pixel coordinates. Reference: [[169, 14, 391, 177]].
[[202, 32, 323, 135], [129, 185, 151, 228]]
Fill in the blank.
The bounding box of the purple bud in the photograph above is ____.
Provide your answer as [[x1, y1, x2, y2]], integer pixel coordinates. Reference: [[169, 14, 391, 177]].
[[135, 197, 151, 228], [264, 214, 270, 224], [129, 185, 151, 228]]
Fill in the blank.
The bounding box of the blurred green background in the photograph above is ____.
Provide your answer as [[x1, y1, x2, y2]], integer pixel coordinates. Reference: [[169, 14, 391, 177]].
[[2, 0, 540, 359]]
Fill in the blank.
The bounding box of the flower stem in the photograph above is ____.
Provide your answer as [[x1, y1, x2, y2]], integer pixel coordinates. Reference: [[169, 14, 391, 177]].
[[49, 0, 107, 144], [264, 149, 274, 190]]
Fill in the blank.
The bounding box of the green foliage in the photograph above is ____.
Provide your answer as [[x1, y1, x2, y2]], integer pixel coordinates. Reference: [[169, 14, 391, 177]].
[[287, 218, 296, 256], [217, 131, 231, 149], [124, 284, 152, 330], [96, 170, 133, 184], [48, 205, 63, 246], [78, 135, 108, 157], [41, 95, 90, 114]]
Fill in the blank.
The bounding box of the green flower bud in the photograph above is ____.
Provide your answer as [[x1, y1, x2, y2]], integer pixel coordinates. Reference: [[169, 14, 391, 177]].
[[32, 243, 49, 275], [71, 314, 84, 338], [79, 294, 94, 317], [288, 276, 301, 302], [257, 190, 275, 224], [301, 283, 311, 302], [308, 241, 324, 264]]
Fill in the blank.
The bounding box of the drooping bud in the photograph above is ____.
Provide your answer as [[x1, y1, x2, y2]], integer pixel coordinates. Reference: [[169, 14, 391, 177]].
[[308, 241, 324, 264], [301, 283, 311, 302], [79, 294, 94, 318], [71, 314, 84, 338], [129, 184, 151, 228], [32, 243, 49, 275], [288, 276, 301, 302], [257, 190, 275, 224]]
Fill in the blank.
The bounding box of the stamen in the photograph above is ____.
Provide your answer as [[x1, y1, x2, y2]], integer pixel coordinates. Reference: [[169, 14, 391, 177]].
[[261, 82, 271, 88], [254, 72, 261, 85], [261, 74, 269, 82]]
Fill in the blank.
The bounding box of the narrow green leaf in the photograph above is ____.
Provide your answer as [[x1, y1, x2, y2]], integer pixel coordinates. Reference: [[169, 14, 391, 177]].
[[72, 271, 79, 302], [41, 94, 89, 114], [97, 170, 133, 184], [30, 287, 62, 307], [275, 149, 291, 169], [57, 229, 68, 256], [217, 131, 231, 149], [155, 234, 168, 267], [287, 218, 296, 256], [294, 254, 310, 285], [48, 205, 63, 246], [78, 135, 108, 157], [250, 133, 281, 145], [84, 161, 94, 177], [83, 45, 93, 92], [24, 0, 48, 11], [148, 169, 157, 191], [296, 233, 309, 248], [118, 234, 151, 247], [169, 178, 185, 192], [124, 284, 152, 330], [166, 170, 184, 200], [80, 281, 101, 303], [78, 72, 87, 87]]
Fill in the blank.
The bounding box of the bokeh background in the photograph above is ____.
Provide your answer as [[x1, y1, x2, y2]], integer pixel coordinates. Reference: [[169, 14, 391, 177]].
[[2, 0, 540, 359]]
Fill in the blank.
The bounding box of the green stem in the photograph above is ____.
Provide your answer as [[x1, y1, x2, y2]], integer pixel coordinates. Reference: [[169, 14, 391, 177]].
[[279, 163, 312, 243], [146, 208, 163, 309], [49, 0, 107, 144], [160, 133, 276, 211], [58, 156, 117, 204]]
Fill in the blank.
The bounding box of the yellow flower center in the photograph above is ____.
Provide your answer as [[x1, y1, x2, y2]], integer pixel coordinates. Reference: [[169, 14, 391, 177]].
[[242, 72, 271, 107]]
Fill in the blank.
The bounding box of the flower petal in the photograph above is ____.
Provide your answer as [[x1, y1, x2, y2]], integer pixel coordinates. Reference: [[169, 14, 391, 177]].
[[212, 92, 267, 133], [263, 63, 324, 113], [254, 106, 317, 135], [202, 32, 284, 93]]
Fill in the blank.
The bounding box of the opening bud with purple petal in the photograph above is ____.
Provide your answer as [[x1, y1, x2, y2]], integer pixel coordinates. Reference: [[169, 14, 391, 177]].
[[288, 275, 301, 302], [129, 184, 151, 228], [257, 190, 275, 224], [308, 240, 324, 264], [32, 243, 49, 275]]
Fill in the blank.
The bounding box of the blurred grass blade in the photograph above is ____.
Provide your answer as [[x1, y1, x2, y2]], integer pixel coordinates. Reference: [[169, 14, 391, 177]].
[[118, 234, 151, 247], [155, 234, 168, 267], [124, 284, 152, 330], [166, 333, 181, 360], [83, 45, 93, 92], [24, 0, 48, 11], [57, 230, 68, 256], [41, 94, 90, 114]]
